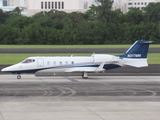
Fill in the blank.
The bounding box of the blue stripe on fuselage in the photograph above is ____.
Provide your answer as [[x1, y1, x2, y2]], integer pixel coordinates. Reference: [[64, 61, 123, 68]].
[[10, 64, 99, 74], [10, 64, 121, 74]]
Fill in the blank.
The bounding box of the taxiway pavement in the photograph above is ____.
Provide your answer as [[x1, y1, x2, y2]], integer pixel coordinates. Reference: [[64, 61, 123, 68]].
[[0, 48, 159, 53], [0, 75, 160, 120]]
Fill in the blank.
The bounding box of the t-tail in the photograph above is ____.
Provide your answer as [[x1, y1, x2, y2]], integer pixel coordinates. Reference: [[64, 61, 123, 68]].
[[119, 40, 152, 67]]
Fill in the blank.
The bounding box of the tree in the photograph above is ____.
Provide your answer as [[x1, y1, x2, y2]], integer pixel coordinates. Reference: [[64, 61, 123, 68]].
[[95, 0, 113, 24], [144, 2, 160, 23], [126, 7, 144, 25], [85, 4, 97, 21], [0, 9, 9, 24], [6, 15, 33, 29], [62, 12, 86, 29], [7, 7, 22, 16]]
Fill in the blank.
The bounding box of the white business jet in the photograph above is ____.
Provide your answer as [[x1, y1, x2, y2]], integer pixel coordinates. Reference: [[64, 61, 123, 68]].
[[1, 40, 152, 79]]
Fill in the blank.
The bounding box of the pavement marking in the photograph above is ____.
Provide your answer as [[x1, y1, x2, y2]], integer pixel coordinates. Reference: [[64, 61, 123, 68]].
[[78, 102, 106, 120], [63, 76, 79, 82], [0, 111, 4, 120]]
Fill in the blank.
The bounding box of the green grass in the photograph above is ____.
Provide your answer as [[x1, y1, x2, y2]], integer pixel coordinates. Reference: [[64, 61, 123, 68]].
[[147, 54, 160, 64], [0, 44, 159, 48], [0, 53, 159, 65], [0, 54, 89, 64]]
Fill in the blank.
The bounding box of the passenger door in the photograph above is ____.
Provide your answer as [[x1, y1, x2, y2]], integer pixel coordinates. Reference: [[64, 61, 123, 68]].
[[37, 58, 44, 67]]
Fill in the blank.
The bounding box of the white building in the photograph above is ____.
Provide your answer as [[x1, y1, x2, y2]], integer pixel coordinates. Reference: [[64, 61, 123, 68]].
[[111, 0, 127, 13], [111, 0, 160, 13], [127, 0, 154, 12], [1, 0, 160, 16], [0, 0, 27, 15], [27, 0, 93, 16]]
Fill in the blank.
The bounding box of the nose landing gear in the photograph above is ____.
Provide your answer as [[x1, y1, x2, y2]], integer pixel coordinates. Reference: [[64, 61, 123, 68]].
[[17, 74, 21, 79]]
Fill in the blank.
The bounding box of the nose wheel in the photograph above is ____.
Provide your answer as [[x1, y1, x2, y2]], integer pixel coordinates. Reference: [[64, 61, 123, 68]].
[[17, 74, 21, 79]]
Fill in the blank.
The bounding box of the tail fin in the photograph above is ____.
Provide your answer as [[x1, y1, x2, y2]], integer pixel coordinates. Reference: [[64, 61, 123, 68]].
[[119, 40, 152, 67], [120, 40, 152, 58]]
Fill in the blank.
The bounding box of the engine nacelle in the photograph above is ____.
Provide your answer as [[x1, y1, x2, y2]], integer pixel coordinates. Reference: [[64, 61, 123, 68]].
[[91, 54, 118, 63]]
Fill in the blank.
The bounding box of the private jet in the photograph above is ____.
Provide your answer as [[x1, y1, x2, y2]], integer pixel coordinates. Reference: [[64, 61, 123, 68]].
[[1, 40, 152, 79]]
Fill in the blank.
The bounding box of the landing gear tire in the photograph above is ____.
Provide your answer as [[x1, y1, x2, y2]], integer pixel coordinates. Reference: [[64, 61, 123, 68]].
[[82, 72, 88, 79], [17, 74, 21, 79], [82, 76, 88, 79]]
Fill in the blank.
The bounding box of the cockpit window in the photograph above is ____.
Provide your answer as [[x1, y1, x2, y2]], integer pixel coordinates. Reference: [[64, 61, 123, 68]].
[[22, 59, 35, 63]]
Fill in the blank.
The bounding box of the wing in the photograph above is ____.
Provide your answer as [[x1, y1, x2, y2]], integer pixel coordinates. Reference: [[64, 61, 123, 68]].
[[65, 67, 98, 72], [65, 62, 106, 72]]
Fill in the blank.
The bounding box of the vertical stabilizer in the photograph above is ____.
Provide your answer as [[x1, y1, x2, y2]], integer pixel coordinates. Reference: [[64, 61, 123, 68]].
[[120, 40, 152, 58]]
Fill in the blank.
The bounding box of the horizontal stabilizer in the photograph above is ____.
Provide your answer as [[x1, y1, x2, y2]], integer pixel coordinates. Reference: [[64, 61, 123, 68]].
[[122, 59, 148, 67]]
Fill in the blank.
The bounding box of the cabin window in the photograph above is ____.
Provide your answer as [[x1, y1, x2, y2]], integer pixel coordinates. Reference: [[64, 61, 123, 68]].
[[53, 61, 56, 65], [60, 61, 62, 65], [47, 61, 50, 65], [71, 61, 74, 65]]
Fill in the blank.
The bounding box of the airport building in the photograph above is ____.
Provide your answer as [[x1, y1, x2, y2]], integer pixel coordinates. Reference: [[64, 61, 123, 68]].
[[111, 0, 160, 13], [0, 0, 160, 16], [126, 0, 155, 12], [0, 0, 27, 15], [27, 0, 93, 16]]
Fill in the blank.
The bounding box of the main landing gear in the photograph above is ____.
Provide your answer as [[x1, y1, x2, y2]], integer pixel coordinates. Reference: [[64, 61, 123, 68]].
[[82, 72, 88, 79], [17, 74, 21, 79]]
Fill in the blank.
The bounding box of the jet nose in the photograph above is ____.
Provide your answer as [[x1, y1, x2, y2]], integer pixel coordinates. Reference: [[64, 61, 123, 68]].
[[1, 64, 21, 72], [1, 68, 4, 71], [1, 67, 9, 72], [1, 65, 15, 72]]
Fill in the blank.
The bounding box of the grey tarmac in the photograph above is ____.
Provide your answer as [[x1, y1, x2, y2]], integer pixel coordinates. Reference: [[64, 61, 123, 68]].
[[0, 75, 160, 120]]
